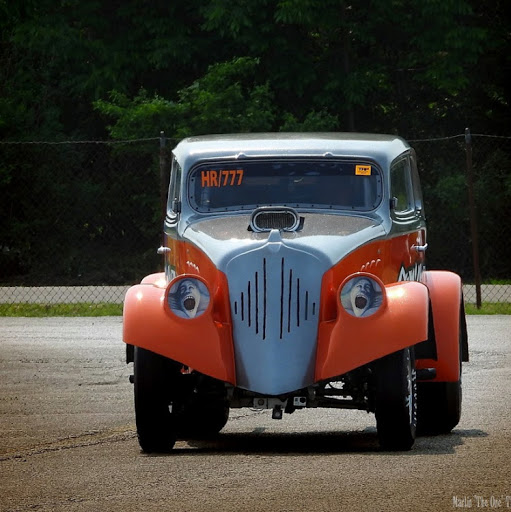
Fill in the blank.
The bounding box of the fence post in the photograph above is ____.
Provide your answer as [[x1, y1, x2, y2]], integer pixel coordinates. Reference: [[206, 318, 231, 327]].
[[465, 128, 482, 308]]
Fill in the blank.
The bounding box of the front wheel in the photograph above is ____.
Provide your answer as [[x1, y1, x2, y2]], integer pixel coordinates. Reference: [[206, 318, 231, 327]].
[[417, 380, 461, 435], [179, 400, 230, 439], [417, 316, 463, 435], [176, 376, 229, 439], [374, 347, 417, 451], [134, 347, 180, 453]]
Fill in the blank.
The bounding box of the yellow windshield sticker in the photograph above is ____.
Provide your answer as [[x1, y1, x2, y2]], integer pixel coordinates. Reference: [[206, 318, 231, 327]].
[[356, 165, 371, 176], [201, 169, 244, 187]]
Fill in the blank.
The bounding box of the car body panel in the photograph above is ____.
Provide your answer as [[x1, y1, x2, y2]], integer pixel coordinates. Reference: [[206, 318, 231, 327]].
[[416, 270, 463, 382], [315, 280, 429, 382], [123, 273, 236, 385]]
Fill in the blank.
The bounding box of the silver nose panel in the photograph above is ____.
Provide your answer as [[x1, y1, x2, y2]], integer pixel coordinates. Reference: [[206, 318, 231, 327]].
[[226, 231, 329, 395]]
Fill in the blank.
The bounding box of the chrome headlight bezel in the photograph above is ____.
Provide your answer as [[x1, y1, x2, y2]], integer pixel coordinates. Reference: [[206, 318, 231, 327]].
[[165, 275, 211, 319], [339, 273, 386, 318]]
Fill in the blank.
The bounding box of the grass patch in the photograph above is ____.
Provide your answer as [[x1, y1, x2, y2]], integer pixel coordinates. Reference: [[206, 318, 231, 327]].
[[464, 302, 511, 315], [1, 302, 509, 317], [0, 303, 123, 317]]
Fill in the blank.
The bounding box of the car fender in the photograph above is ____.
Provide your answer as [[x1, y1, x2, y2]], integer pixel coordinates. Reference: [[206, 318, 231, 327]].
[[140, 272, 165, 285], [417, 270, 465, 382], [315, 280, 429, 382], [123, 275, 236, 385]]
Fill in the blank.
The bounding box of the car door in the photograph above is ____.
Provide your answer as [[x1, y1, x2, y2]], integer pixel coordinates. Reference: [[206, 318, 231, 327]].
[[389, 152, 427, 283]]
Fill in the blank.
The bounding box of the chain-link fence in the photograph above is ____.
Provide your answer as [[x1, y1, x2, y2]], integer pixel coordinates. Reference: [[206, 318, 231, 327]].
[[0, 137, 165, 308], [411, 132, 511, 304], [1, 132, 510, 310]]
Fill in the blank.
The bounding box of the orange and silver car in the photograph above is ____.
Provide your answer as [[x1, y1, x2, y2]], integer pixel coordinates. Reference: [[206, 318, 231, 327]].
[[123, 133, 468, 452]]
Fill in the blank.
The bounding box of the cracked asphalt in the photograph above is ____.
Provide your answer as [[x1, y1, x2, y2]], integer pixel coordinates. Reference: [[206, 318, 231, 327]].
[[0, 316, 510, 512]]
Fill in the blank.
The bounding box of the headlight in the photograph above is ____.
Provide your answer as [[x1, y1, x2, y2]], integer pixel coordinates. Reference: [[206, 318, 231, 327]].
[[166, 276, 210, 319], [340, 275, 384, 318]]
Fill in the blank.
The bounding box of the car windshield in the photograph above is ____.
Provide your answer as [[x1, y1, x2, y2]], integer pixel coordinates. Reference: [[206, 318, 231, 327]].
[[188, 159, 383, 212]]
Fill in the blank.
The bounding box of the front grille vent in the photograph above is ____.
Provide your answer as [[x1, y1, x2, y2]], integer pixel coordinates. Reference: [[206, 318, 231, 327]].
[[250, 207, 299, 232], [232, 256, 317, 340]]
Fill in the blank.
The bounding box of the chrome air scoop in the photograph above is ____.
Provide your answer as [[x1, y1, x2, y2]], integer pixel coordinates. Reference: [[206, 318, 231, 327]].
[[250, 207, 301, 232]]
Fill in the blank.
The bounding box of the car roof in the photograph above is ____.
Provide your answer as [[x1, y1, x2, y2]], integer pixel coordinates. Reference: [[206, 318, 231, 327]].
[[172, 132, 411, 171]]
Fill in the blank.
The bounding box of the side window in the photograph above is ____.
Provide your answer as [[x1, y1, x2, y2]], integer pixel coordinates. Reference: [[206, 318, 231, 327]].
[[390, 157, 414, 215], [410, 150, 425, 216], [167, 156, 182, 218]]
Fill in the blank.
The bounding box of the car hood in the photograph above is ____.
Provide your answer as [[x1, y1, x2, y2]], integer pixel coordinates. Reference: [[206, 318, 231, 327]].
[[183, 213, 386, 272]]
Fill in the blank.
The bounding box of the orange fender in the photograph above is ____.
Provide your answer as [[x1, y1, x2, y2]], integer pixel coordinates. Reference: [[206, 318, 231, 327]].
[[417, 270, 463, 382], [123, 279, 236, 385], [140, 272, 166, 285], [315, 280, 429, 382]]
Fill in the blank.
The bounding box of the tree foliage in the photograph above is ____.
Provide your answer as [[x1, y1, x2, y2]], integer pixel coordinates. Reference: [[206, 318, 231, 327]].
[[1, 0, 508, 140], [1, 0, 510, 284], [95, 58, 276, 139]]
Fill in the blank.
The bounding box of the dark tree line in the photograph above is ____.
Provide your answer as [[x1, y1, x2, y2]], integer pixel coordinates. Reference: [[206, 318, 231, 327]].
[[1, 0, 509, 141], [0, 1, 510, 285]]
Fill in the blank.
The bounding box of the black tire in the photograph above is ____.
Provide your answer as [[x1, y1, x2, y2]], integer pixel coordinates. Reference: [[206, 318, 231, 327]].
[[176, 375, 229, 438], [417, 316, 463, 435], [374, 347, 417, 451], [133, 347, 180, 453], [417, 381, 461, 435], [180, 400, 230, 439]]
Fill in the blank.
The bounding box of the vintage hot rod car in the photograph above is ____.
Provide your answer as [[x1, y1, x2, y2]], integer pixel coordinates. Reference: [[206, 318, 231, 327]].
[[123, 133, 468, 452]]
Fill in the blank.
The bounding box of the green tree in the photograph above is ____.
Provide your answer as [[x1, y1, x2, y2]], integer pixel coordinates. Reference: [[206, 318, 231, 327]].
[[1, 0, 507, 140], [0, 0, 223, 139], [95, 57, 276, 139], [200, 0, 490, 135], [1, 0, 510, 286]]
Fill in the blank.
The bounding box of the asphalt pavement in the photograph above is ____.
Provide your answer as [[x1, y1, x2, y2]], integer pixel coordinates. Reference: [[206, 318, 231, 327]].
[[0, 316, 510, 512]]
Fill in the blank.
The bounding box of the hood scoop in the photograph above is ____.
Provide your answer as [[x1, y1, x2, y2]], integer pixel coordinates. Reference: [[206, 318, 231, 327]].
[[250, 207, 301, 232]]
